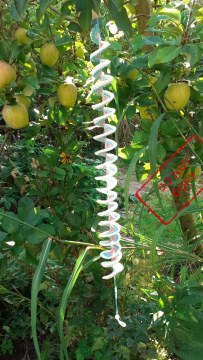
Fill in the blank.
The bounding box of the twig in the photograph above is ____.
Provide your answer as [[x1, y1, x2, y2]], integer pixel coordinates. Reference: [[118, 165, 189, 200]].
[[0, 128, 12, 156], [49, 24, 55, 41], [132, 14, 150, 18], [182, 0, 196, 45], [82, 228, 98, 244], [0, 10, 5, 40], [50, 5, 61, 15]]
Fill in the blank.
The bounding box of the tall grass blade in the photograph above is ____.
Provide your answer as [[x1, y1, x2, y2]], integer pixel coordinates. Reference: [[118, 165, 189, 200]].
[[149, 113, 165, 213], [57, 248, 100, 360], [31, 237, 52, 360]]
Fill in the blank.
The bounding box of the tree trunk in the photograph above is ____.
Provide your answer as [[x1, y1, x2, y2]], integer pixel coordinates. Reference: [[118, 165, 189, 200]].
[[135, 0, 153, 53]]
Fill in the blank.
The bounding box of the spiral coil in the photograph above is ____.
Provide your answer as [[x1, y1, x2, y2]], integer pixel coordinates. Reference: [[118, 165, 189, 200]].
[[88, 23, 124, 283]]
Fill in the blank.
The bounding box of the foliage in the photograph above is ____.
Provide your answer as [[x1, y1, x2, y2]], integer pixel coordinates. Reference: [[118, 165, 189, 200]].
[[0, 0, 203, 359], [144, 270, 203, 360]]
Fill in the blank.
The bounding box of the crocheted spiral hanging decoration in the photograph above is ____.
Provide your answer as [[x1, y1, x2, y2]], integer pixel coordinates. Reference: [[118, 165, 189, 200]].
[[87, 22, 126, 327]]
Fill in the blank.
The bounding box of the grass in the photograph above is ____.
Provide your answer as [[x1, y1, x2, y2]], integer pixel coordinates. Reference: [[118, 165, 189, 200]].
[[125, 192, 183, 245]]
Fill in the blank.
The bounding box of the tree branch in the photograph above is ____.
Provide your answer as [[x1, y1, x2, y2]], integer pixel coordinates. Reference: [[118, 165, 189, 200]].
[[0, 129, 12, 156]]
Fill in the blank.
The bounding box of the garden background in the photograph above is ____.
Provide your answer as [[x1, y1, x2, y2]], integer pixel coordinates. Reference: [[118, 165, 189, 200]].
[[0, 0, 203, 359]]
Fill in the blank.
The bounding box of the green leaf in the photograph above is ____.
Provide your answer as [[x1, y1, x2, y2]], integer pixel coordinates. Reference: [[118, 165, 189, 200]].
[[61, 2, 72, 16], [0, 257, 8, 277], [14, 0, 29, 19], [155, 6, 181, 22], [22, 76, 39, 89], [181, 294, 203, 306], [148, 114, 166, 224], [132, 35, 144, 50], [38, 224, 55, 236], [149, 113, 165, 175], [54, 167, 66, 175], [142, 35, 165, 46], [95, 351, 103, 360], [141, 118, 153, 132], [46, 188, 60, 196], [126, 105, 136, 120], [36, 8, 50, 28], [67, 213, 81, 227], [109, 41, 122, 51], [24, 208, 42, 227], [190, 87, 203, 103], [149, 311, 166, 328], [25, 244, 39, 265], [39, 0, 54, 14], [0, 166, 13, 179], [1, 212, 19, 234], [10, 40, 19, 61], [76, 349, 84, 360], [154, 70, 171, 93], [68, 21, 82, 33], [181, 44, 201, 66], [75, 0, 92, 30], [55, 34, 73, 46], [133, 131, 149, 144], [156, 46, 181, 64], [148, 45, 166, 68], [161, 119, 176, 137], [18, 197, 35, 221], [57, 248, 98, 359], [157, 144, 166, 163], [76, 0, 101, 13], [53, 167, 66, 180], [0, 285, 10, 294], [0, 231, 8, 242], [127, 55, 149, 70], [118, 146, 139, 160], [108, 0, 132, 36], [111, 0, 124, 11], [0, 40, 10, 61], [125, 147, 147, 225], [31, 237, 52, 360], [9, 2, 21, 20], [168, 313, 203, 360], [38, 170, 50, 177], [25, 228, 46, 244], [25, 224, 55, 244]]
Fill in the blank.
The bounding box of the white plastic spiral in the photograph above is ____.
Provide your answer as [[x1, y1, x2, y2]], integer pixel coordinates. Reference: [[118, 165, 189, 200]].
[[88, 23, 124, 280]]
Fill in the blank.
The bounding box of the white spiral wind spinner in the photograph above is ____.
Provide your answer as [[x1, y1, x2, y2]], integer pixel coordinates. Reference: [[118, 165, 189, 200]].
[[87, 22, 126, 327]]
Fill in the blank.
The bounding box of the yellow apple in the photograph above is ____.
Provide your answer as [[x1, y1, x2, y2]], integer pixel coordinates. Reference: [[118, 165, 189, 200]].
[[0, 61, 16, 91], [14, 94, 31, 109], [23, 86, 35, 96], [2, 104, 29, 129], [126, 59, 137, 80], [126, 4, 136, 15], [40, 44, 59, 66], [164, 82, 190, 110], [137, 106, 156, 120], [57, 83, 77, 107], [75, 47, 85, 59], [14, 28, 29, 45], [29, 67, 37, 77], [146, 76, 157, 87]]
